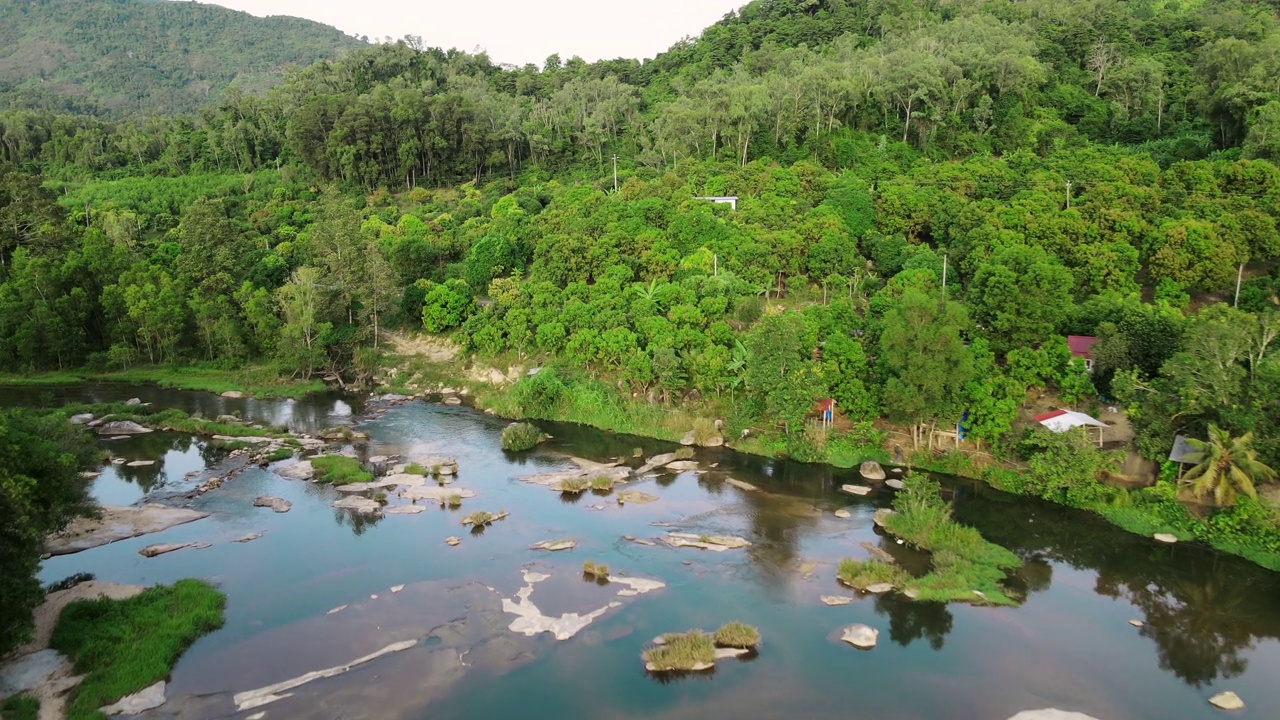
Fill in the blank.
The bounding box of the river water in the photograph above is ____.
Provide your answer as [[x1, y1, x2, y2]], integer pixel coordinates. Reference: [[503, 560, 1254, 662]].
[[8, 385, 1280, 720]]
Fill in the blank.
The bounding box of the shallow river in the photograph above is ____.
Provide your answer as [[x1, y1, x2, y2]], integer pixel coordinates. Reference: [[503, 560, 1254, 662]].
[[11, 385, 1280, 720]]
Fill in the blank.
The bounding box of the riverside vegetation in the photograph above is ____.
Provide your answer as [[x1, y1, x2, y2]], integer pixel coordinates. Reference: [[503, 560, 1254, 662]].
[[9, 0, 1280, 676]]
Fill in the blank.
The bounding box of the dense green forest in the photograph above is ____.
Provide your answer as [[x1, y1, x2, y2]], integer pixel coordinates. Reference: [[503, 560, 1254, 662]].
[[0, 0, 364, 115], [4, 0, 1280, 563]]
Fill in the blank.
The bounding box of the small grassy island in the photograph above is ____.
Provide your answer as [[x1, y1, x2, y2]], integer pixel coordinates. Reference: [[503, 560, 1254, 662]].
[[643, 623, 762, 672]]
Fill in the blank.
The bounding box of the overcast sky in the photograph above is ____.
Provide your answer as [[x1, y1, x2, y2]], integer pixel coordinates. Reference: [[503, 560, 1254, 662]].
[[203, 1, 744, 67]]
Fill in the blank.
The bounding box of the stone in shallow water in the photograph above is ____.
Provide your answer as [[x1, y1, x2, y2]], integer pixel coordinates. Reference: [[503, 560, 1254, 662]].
[[864, 583, 894, 594], [872, 508, 895, 528], [100, 680, 165, 715], [1128, 619, 1143, 628], [834, 509, 852, 519], [840, 484, 872, 497], [530, 539, 577, 551], [725, 478, 758, 492], [1006, 712, 1103, 720], [97, 420, 152, 435], [820, 595, 853, 606], [445, 536, 461, 546], [616, 490, 659, 505], [1208, 691, 1244, 710], [885, 478, 905, 490], [332, 496, 380, 514], [1154, 533, 1178, 543], [662, 533, 751, 551], [0, 649, 68, 697], [859, 460, 886, 481], [232, 640, 418, 711], [840, 624, 878, 649], [233, 532, 263, 543], [125, 460, 155, 467], [254, 496, 292, 513], [139, 541, 211, 557]]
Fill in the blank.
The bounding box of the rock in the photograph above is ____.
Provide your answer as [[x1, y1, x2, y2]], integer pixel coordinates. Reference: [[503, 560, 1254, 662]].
[[865, 583, 894, 594], [232, 641, 418, 712], [139, 541, 211, 557], [1003, 707, 1105, 712], [125, 397, 142, 406], [277, 460, 314, 480], [390, 585, 404, 593], [384, 505, 427, 515], [0, 649, 70, 697], [253, 496, 292, 513], [401, 485, 476, 503], [662, 532, 751, 551], [700, 435, 725, 447], [111, 457, 126, 464], [612, 577, 667, 596], [860, 541, 896, 564], [80, 471, 100, 479], [97, 420, 152, 435], [636, 452, 681, 474], [125, 460, 155, 467], [834, 509, 852, 519], [840, 623, 879, 649], [502, 570, 624, 641], [332, 496, 381, 514], [326, 605, 347, 615], [725, 478, 758, 492], [1129, 619, 1144, 628], [859, 460, 886, 481], [100, 680, 166, 715], [443, 396, 463, 406], [221, 390, 246, 399], [840, 484, 872, 497], [216, 414, 243, 424], [69, 413, 94, 425], [820, 595, 853, 606], [904, 588, 920, 599], [530, 539, 577, 551], [885, 478, 905, 490], [616, 490, 659, 505], [665, 460, 699, 472], [872, 508, 896, 528], [1154, 533, 1178, 543], [47, 504, 209, 556], [1208, 692, 1244, 710], [680, 431, 696, 446], [233, 532, 264, 543], [445, 536, 461, 546]]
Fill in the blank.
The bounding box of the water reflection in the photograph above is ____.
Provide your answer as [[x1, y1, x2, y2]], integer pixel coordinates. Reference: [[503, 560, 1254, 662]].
[[875, 595, 953, 650]]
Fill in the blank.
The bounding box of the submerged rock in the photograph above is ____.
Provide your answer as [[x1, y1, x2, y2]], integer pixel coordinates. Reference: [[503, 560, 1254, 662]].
[[616, 489, 659, 505], [384, 505, 427, 515], [530, 539, 577, 551], [332, 496, 381, 514], [139, 541, 211, 558], [662, 532, 751, 551], [100, 680, 166, 715], [820, 595, 853, 606], [859, 460, 887, 481], [253, 496, 292, 513], [232, 640, 418, 712], [840, 484, 872, 497], [611, 576, 666, 596], [97, 420, 152, 435], [1208, 691, 1244, 710], [233, 532, 264, 543], [725, 478, 758, 492], [446, 536, 461, 546], [502, 570, 623, 641], [840, 624, 879, 649]]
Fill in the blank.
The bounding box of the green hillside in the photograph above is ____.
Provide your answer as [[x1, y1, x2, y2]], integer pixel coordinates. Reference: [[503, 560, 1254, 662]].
[[0, 0, 365, 115]]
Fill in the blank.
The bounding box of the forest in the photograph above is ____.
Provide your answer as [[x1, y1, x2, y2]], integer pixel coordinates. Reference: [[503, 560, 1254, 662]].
[[4, 0, 1280, 564]]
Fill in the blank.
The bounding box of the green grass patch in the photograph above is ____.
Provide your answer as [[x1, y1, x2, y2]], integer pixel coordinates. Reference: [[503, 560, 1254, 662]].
[[589, 476, 615, 491], [582, 560, 610, 579], [404, 462, 428, 475], [0, 365, 323, 399], [264, 447, 293, 462], [443, 493, 463, 508], [219, 440, 250, 452], [310, 455, 372, 486], [642, 630, 716, 671], [712, 622, 760, 648], [557, 477, 590, 494], [836, 558, 910, 590], [50, 579, 226, 720], [0, 694, 39, 720], [879, 475, 1022, 606], [500, 422, 544, 451]]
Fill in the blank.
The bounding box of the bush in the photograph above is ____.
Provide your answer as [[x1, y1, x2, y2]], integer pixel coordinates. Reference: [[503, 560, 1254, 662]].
[[589, 476, 615, 491], [582, 560, 609, 579], [512, 369, 568, 416], [51, 580, 226, 720], [404, 462, 428, 475], [264, 448, 293, 462], [690, 417, 719, 445], [444, 493, 463, 508], [836, 559, 909, 590], [558, 477, 589, 493], [674, 447, 694, 460], [735, 296, 763, 323], [0, 695, 38, 720], [310, 455, 372, 486], [642, 631, 716, 671], [712, 622, 760, 648], [501, 422, 544, 451]]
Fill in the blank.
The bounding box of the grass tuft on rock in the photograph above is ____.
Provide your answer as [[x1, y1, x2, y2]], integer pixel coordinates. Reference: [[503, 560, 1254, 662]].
[[51, 579, 226, 720], [0, 694, 39, 720], [582, 560, 610, 580], [589, 476, 615, 492], [674, 447, 695, 460], [713, 621, 760, 648], [836, 558, 909, 591], [642, 630, 716, 671], [264, 447, 293, 462], [462, 510, 494, 526], [405, 462, 428, 475], [557, 476, 589, 494], [310, 455, 372, 486], [501, 422, 544, 452], [444, 493, 463, 508], [691, 417, 720, 445]]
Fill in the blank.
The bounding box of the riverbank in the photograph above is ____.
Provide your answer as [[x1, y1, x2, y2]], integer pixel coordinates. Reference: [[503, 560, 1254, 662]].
[[0, 366, 324, 399]]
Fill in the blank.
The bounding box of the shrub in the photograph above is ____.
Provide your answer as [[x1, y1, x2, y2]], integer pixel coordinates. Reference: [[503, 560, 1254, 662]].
[[501, 422, 544, 451], [558, 477, 589, 493], [642, 631, 716, 671], [51, 580, 225, 720], [713, 622, 760, 648], [310, 455, 372, 486], [691, 417, 719, 445], [836, 559, 909, 590], [512, 368, 567, 416], [444, 493, 463, 508], [582, 560, 610, 579], [405, 462, 428, 475], [374, 492, 388, 505], [589, 476, 615, 492], [0, 695, 38, 720]]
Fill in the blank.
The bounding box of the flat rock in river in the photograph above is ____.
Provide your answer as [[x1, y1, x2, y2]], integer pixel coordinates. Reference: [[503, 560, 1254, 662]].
[[820, 595, 853, 606], [616, 490, 659, 505], [332, 496, 382, 514], [725, 478, 758, 492], [277, 461, 314, 481], [530, 539, 577, 551], [1208, 691, 1244, 710], [97, 421, 152, 435], [840, 623, 879, 649], [840, 484, 872, 497], [1154, 533, 1178, 543], [100, 680, 166, 716], [1006, 712, 1103, 720], [662, 532, 751, 551], [139, 541, 211, 557], [859, 460, 886, 481], [253, 496, 292, 513], [46, 504, 209, 556]]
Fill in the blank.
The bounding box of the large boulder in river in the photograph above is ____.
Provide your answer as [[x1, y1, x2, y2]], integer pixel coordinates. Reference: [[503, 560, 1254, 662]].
[[840, 624, 879, 649], [98, 421, 152, 435], [69, 413, 94, 425], [859, 460, 886, 481], [253, 496, 292, 513]]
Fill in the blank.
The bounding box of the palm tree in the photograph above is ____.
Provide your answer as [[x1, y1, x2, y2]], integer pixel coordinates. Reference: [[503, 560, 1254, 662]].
[[1181, 424, 1277, 506]]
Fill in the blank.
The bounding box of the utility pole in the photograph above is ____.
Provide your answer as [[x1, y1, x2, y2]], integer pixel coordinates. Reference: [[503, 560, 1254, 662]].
[[612, 154, 618, 192], [1065, 180, 1072, 209], [941, 254, 948, 301], [1236, 263, 1245, 307]]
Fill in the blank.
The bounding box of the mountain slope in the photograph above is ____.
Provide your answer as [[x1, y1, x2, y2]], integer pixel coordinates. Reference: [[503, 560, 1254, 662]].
[[0, 0, 366, 115]]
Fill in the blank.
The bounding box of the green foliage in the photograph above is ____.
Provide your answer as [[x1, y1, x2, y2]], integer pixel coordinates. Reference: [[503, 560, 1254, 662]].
[[1181, 425, 1277, 506], [642, 631, 716, 672], [500, 422, 544, 452], [712, 622, 760, 648], [310, 455, 372, 486], [557, 477, 590, 494], [836, 559, 910, 591], [589, 476, 616, 491], [51, 580, 226, 720], [421, 280, 472, 334], [582, 560, 609, 579], [404, 462, 428, 476], [0, 694, 38, 720], [264, 447, 293, 462]]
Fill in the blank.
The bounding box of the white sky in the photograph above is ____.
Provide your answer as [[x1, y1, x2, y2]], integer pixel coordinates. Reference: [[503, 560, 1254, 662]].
[[201, 1, 745, 67]]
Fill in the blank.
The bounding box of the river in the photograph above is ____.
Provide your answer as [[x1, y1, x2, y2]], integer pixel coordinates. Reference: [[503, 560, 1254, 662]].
[[8, 384, 1280, 720]]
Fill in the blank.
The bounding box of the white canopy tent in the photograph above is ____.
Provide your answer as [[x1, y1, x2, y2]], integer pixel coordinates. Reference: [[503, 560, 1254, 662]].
[[1035, 409, 1108, 447]]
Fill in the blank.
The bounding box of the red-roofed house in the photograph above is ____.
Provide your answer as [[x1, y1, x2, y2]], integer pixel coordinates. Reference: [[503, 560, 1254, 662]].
[[1067, 335, 1100, 372]]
